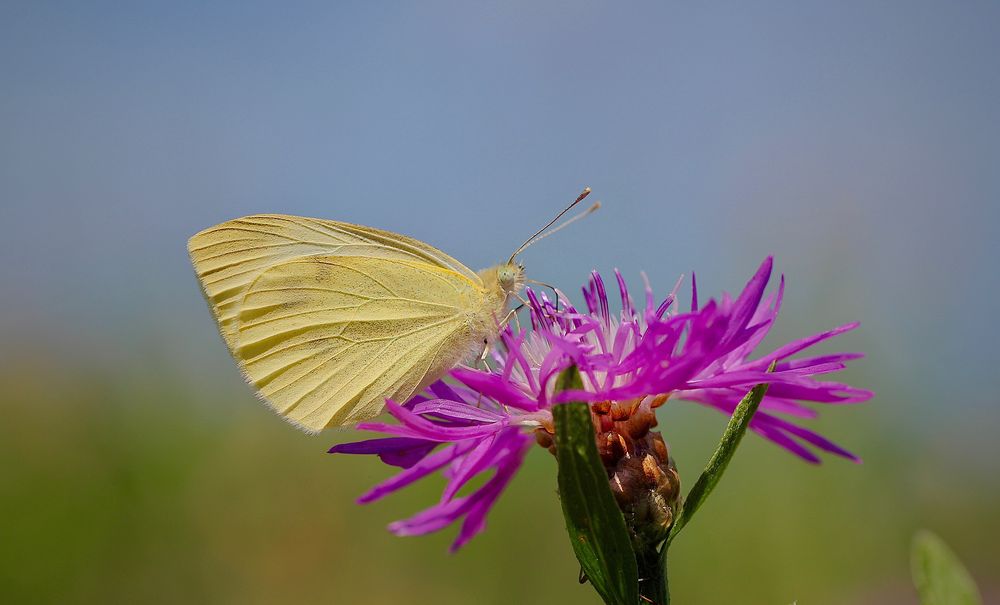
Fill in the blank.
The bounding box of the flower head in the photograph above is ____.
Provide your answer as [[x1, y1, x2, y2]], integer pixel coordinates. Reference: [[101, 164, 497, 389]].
[[331, 257, 872, 549]]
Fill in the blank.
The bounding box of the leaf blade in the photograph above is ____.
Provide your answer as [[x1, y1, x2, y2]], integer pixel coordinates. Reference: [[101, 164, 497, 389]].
[[667, 375, 772, 543], [911, 530, 982, 605], [554, 366, 639, 605]]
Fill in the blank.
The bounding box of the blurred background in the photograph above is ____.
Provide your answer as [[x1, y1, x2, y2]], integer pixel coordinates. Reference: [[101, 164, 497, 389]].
[[2, 2, 998, 603]]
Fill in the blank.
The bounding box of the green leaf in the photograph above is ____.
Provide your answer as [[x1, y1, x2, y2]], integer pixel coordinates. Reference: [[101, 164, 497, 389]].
[[667, 371, 773, 544], [911, 530, 982, 605], [553, 365, 639, 605]]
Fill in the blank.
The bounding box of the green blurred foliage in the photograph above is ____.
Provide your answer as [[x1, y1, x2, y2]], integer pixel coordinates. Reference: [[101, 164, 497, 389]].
[[911, 530, 982, 605], [1, 341, 996, 604]]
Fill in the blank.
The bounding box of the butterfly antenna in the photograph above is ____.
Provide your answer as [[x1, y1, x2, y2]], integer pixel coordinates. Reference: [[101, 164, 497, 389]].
[[518, 201, 600, 251], [508, 187, 594, 263]]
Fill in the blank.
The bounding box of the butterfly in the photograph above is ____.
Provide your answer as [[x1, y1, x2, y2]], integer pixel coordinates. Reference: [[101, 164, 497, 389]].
[[188, 189, 597, 432]]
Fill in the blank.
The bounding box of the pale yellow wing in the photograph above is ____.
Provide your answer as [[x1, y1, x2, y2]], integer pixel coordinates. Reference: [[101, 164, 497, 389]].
[[187, 214, 481, 347], [234, 255, 494, 431]]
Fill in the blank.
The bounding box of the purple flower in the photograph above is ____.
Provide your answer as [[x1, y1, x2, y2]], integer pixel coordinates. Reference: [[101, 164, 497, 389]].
[[329, 382, 534, 551], [331, 257, 872, 549]]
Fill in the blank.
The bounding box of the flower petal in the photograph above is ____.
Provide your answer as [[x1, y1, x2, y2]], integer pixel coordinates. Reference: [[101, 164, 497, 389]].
[[358, 440, 477, 503], [329, 437, 438, 468]]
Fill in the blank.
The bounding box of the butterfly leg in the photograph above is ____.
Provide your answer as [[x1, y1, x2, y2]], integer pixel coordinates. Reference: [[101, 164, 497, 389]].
[[526, 279, 561, 312], [501, 301, 526, 333], [477, 340, 490, 369], [471, 340, 492, 408]]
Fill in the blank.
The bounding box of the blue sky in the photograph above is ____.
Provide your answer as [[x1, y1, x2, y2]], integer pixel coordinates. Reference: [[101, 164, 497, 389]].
[[2, 2, 998, 425]]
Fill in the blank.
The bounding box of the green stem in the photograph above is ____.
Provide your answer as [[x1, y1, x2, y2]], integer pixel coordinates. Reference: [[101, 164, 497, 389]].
[[662, 547, 670, 605], [636, 544, 669, 605]]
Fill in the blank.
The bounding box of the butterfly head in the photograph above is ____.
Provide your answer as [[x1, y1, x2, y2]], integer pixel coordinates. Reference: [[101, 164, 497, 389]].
[[497, 262, 526, 295]]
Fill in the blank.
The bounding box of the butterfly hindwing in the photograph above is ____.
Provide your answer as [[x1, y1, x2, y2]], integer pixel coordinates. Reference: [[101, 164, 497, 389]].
[[234, 255, 488, 431]]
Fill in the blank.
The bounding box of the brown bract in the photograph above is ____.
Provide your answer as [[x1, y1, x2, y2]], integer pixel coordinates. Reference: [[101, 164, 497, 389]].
[[536, 395, 681, 548]]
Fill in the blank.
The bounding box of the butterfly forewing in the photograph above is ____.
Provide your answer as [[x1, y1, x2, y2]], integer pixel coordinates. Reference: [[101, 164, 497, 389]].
[[188, 214, 480, 347]]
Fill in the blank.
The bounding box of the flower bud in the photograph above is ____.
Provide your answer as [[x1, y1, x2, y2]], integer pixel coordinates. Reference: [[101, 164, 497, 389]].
[[538, 395, 682, 549]]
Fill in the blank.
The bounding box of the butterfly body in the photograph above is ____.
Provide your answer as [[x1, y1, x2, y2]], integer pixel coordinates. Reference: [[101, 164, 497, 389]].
[[189, 214, 523, 431]]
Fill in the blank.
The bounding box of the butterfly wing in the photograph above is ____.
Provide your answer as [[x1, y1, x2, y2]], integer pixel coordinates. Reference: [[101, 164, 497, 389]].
[[188, 214, 481, 347], [235, 255, 491, 431]]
